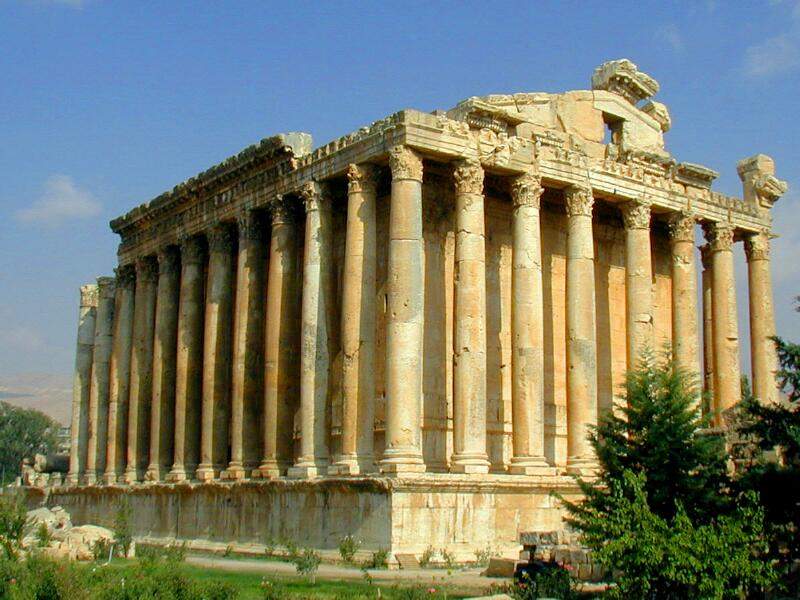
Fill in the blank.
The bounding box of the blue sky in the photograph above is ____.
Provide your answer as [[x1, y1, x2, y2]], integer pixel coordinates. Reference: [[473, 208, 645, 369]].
[[1, 0, 798, 378]]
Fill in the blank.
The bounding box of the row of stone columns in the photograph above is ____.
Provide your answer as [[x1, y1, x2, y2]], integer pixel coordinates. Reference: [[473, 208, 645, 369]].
[[68, 148, 780, 484]]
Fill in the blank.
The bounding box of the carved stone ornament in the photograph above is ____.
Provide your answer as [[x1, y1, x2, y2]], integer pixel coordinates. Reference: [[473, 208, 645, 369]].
[[591, 59, 659, 105], [96, 276, 116, 298], [510, 170, 543, 209], [703, 221, 735, 253], [115, 264, 136, 288], [564, 185, 594, 217], [237, 210, 264, 242], [476, 129, 524, 167], [667, 211, 696, 243], [269, 196, 294, 225], [453, 159, 484, 195], [79, 284, 99, 307], [621, 200, 652, 230], [347, 163, 378, 194], [135, 256, 159, 282], [744, 231, 771, 262], [388, 146, 423, 182], [753, 173, 788, 209], [180, 236, 205, 265], [157, 247, 180, 274], [299, 181, 328, 213], [207, 224, 236, 254]]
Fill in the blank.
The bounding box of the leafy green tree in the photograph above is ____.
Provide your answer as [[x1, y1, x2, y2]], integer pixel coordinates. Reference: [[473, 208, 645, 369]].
[[0, 401, 59, 483], [0, 494, 28, 561]]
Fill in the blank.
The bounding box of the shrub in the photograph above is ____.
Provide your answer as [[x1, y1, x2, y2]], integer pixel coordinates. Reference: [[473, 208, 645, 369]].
[[362, 547, 389, 569], [509, 568, 576, 600], [418, 545, 435, 568], [260, 576, 287, 600], [473, 544, 496, 567], [439, 548, 455, 570], [293, 547, 321, 584], [112, 500, 133, 558], [35, 521, 52, 548], [338, 534, 360, 563], [223, 544, 234, 557], [92, 538, 112, 562], [0, 494, 28, 560]]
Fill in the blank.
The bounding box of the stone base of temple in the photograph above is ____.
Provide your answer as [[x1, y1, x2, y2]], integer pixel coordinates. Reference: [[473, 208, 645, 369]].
[[21, 475, 581, 561]]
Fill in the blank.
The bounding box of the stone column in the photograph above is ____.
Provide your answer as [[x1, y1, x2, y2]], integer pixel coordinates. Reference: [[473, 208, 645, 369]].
[[67, 284, 98, 485], [565, 184, 598, 475], [668, 212, 699, 377], [745, 231, 779, 404], [703, 222, 741, 422], [145, 248, 180, 482], [257, 200, 300, 478], [450, 158, 490, 474], [84, 276, 116, 484], [167, 237, 206, 482], [332, 164, 378, 475], [288, 183, 334, 478], [124, 257, 158, 484], [509, 170, 552, 475], [380, 146, 425, 475], [104, 266, 135, 484], [622, 199, 653, 367], [224, 211, 266, 480], [197, 225, 236, 481], [700, 244, 715, 404]]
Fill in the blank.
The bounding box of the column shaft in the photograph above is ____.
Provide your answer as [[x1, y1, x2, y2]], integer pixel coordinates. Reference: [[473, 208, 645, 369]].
[[451, 159, 490, 474], [84, 277, 115, 484], [332, 164, 378, 475], [704, 222, 741, 423], [745, 231, 779, 404], [509, 171, 552, 475], [288, 183, 334, 478], [124, 257, 158, 483], [380, 146, 425, 475], [622, 200, 653, 367], [668, 213, 699, 377], [565, 185, 598, 475], [167, 237, 206, 482], [67, 284, 98, 485], [145, 248, 180, 481], [104, 266, 134, 484], [257, 201, 300, 478], [701, 245, 715, 405], [224, 212, 266, 480], [197, 225, 236, 481]]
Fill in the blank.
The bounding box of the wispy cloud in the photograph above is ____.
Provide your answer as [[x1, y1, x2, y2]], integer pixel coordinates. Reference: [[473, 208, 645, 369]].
[[656, 24, 684, 53], [743, 1, 800, 77], [15, 175, 101, 228], [0, 326, 47, 355]]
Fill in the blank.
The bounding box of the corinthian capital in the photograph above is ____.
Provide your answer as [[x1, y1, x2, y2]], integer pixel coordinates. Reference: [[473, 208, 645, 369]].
[[237, 210, 264, 243], [96, 276, 116, 299], [115, 264, 136, 289], [347, 163, 378, 194], [564, 185, 594, 217], [510, 170, 543, 209], [79, 284, 99, 308], [157, 247, 180, 275], [388, 146, 423, 182], [744, 230, 771, 262], [702, 221, 735, 253], [298, 181, 331, 213], [621, 199, 652, 230], [668, 211, 696, 243], [453, 159, 484, 195], [179, 236, 205, 266], [135, 256, 159, 282], [207, 224, 236, 254]]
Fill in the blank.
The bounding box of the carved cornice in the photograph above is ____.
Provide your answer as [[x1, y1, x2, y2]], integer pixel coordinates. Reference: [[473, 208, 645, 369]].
[[135, 256, 159, 282], [179, 236, 205, 266], [389, 146, 423, 182], [667, 211, 696, 243], [157, 247, 180, 275], [744, 230, 771, 262], [347, 163, 378, 195], [753, 173, 788, 208], [510, 170, 543, 209], [703, 221, 735, 253], [621, 200, 652, 230], [453, 159, 484, 195], [237, 210, 264, 243], [207, 224, 236, 254], [564, 185, 594, 217], [115, 264, 136, 288]]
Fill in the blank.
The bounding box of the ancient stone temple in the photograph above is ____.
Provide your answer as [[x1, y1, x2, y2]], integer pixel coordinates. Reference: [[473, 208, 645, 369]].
[[45, 59, 788, 558]]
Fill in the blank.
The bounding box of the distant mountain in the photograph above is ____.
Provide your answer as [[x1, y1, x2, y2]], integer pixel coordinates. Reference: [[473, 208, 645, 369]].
[[0, 373, 72, 425]]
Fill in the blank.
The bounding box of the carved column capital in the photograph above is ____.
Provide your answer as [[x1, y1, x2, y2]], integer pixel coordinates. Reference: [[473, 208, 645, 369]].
[[703, 221, 735, 253], [135, 255, 159, 282], [237, 210, 264, 242], [453, 159, 484, 195], [564, 185, 594, 217], [157, 246, 180, 275], [207, 224, 236, 254], [269, 196, 294, 225], [744, 230, 771, 262], [668, 211, 696, 243], [388, 146, 423, 182], [510, 170, 544, 209], [621, 199, 652, 230], [115, 264, 136, 289], [79, 283, 99, 307], [299, 181, 330, 213], [96, 276, 116, 299], [179, 236, 205, 265], [347, 163, 378, 194]]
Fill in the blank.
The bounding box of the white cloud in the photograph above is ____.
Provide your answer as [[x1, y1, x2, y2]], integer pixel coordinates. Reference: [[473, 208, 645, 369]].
[[656, 24, 684, 53], [16, 175, 101, 227], [744, 33, 800, 77]]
